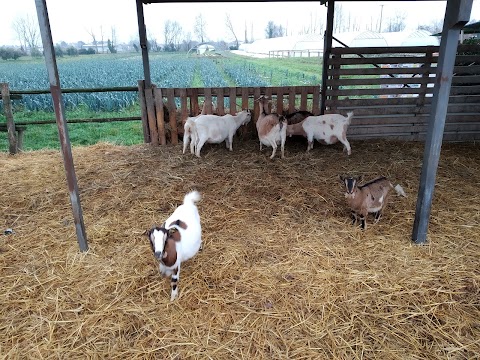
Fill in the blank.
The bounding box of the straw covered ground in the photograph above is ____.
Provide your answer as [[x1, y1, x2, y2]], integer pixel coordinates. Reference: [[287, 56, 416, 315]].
[[0, 137, 479, 359]]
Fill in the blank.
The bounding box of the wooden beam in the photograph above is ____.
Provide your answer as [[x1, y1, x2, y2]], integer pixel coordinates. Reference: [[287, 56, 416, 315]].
[[136, 0, 152, 88], [412, 0, 473, 244], [1, 83, 17, 154]]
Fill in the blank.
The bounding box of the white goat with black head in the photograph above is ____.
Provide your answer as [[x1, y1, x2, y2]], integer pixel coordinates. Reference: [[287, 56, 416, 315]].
[[145, 191, 202, 301], [340, 175, 407, 230]]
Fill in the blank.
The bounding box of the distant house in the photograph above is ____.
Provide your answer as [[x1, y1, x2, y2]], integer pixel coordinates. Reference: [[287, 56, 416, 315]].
[[82, 41, 109, 54]]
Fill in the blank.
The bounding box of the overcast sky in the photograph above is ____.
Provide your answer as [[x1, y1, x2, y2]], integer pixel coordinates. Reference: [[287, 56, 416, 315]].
[[0, 1, 478, 46]]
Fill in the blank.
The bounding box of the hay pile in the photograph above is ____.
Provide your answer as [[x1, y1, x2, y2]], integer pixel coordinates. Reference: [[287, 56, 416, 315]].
[[1, 138, 479, 359]]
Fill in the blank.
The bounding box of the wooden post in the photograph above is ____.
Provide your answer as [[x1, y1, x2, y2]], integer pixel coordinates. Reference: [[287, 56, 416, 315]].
[[1, 83, 17, 154], [276, 87, 284, 115], [153, 86, 166, 145], [320, 0, 334, 115], [166, 88, 178, 145], [137, 80, 150, 143], [412, 0, 473, 244], [144, 86, 158, 146], [204, 88, 212, 114], [229, 87, 236, 115], [217, 88, 225, 115], [288, 87, 296, 112]]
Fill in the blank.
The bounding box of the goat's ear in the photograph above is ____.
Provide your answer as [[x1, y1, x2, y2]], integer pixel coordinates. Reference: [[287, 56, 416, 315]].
[[339, 175, 345, 182], [143, 229, 151, 237]]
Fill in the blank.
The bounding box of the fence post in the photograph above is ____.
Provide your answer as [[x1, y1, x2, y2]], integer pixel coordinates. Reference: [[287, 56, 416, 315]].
[[137, 80, 150, 143], [1, 83, 18, 154]]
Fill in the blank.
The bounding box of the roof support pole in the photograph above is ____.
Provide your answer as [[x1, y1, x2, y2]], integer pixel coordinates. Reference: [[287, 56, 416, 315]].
[[320, 0, 334, 115], [136, 0, 152, 89], [34, 0, 88, 252], [412, 0, 472, 244]]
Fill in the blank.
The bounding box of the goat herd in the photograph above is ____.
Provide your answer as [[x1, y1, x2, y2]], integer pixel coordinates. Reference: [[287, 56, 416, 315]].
[[146, 95, 407, 301]]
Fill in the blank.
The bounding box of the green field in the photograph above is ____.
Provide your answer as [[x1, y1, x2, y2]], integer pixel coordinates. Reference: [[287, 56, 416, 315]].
[[0, 52, 323, 151]]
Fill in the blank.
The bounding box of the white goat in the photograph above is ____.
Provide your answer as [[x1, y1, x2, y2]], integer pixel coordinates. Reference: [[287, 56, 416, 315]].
[[189, 110, 252, 157], [255, 96, 287, 159], [182, 100, 212, 155], [287, 112, 354, 155], [340, 175, 407, 230], [145, 190, 202, 301]]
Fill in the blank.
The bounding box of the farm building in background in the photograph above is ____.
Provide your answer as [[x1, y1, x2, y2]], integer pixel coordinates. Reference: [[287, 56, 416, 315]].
[[237, 30, 440, 58]]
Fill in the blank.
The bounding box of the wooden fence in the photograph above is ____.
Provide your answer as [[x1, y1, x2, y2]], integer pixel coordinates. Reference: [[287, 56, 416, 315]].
[[138, 83, 321, 146], [324, 45, 480, 141]]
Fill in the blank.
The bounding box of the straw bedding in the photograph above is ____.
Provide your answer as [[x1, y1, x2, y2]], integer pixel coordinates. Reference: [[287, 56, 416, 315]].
[[0, 138, 479, 359]]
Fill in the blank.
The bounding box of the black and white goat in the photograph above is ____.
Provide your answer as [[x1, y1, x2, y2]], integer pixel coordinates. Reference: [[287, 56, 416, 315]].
[[145, 191, 202, 301], [340, 175, 407, 230]]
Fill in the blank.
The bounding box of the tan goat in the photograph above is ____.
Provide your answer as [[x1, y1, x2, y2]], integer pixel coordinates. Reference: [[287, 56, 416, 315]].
[[340, 175, 407, 230]]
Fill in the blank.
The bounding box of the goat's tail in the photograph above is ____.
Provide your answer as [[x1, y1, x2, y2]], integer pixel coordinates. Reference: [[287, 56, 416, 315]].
[[345, 111, 354, 126], [183, 190, 201, 205], [393, 184, 407, 197]]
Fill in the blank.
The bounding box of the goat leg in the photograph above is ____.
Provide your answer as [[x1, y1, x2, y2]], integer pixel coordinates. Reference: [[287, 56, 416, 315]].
[[374, 211, 382, 223], [351, 210, 358, 225], [359, 215, 366, 230], [170, 266, 180, 302]]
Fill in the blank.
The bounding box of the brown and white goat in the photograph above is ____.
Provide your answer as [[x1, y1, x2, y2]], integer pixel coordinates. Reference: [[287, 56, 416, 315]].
[[145, 191, 202, 301], [255, 95, 287, 159], [287, 112, 354, 155], [340, 175, 407, 230]]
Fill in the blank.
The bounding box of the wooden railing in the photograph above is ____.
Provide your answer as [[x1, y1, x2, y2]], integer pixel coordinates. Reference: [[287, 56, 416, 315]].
[[138, 83, 321, 146]]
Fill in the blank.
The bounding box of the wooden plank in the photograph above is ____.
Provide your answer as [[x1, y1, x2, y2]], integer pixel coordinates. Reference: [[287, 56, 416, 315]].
[[450, 85, 480, 95], [453, 65, 480, 74], [265, 87, 272, 113], [328, 77, 435, 87], [254, 87, 261, 125], [216, 87, 224, 115], [326, 87, 434, 97], [137, 80, 150, 143], [1, 83, 18, 154], [144, 86, 158, 146], [452, 75, 480, 84], [455, 55, 480, 64], [331, 46, 439, 55], [166, 88, 178, 145], [288, 87, 296, 112], [330, 56, 437, 66], [241, 87, 249, 110], [191, 88, 199, 116], [204, 88, 212, 114], [300, 87, 308, 111], [276, 87, 284, 115], [153, 86, 166, 146], [229, 87, 236, 114], [312, 86, 320, 115], [179, 88, 188, 130], [327, 66, 437, 77]]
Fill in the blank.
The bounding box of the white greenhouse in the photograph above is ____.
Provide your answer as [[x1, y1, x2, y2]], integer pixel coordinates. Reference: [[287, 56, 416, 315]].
[[235, 30, 440, 58]]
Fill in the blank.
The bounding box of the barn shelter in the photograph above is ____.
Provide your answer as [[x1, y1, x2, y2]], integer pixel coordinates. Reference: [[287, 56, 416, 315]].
[[32, 0, 474, 251]]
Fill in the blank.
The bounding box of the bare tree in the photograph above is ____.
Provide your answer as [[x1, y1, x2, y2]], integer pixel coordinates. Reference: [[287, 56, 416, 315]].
[[333, 3, 345, 32], [417, 19, 443, 34], [194, 14, 207, 43], [265, 21, 284, 39], [385, 11, 407, 32], [164, 20, 183, 51], [301, 11, 324, 35], [86, 27, 98, 53], [225, 13, 239, 49], [12, 15, 40, 54]]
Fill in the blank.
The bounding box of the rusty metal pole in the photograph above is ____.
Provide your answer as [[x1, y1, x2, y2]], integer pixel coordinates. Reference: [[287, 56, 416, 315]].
[[136, 0, 152, 89], [412, 0, 472, 244], [34, 0, 88, 252]]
